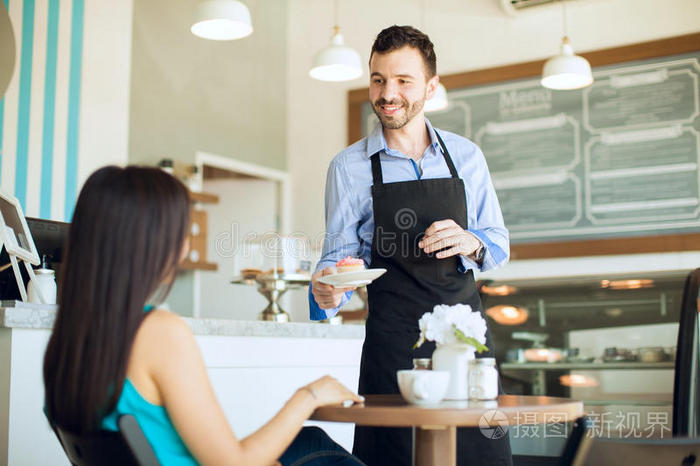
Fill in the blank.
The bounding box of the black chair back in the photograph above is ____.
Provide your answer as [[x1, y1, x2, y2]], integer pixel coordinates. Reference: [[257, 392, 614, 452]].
[[54, 415, 159, 466], [673, 267, 700, 437], [560, 416, 700, 466], [558, 416, 593, 466]]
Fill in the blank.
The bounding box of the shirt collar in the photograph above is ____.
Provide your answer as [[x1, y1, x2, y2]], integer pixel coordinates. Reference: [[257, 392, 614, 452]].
[[366, 117, 443, 159]]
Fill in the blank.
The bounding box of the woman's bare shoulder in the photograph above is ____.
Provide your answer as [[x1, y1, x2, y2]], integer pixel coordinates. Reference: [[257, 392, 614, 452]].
[[127, 309, 196, 402], [144, 308, 189, 328], [137, 309, 195, 350]]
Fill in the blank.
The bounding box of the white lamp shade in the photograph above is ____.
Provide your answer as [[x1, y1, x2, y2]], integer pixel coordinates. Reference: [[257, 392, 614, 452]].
[[191, 0, 253, 41], [541, 39, 593, 90], [424, 83, 448, 112], [309, 32, 362, 82]]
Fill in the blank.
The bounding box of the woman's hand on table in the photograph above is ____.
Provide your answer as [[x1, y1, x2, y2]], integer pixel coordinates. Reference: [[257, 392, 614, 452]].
[[311, 267, 356, 309], [303, 375, 364, 408]]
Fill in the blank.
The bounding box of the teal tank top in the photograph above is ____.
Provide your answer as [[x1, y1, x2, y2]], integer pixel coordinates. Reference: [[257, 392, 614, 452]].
[[101, 378, 197, 465]]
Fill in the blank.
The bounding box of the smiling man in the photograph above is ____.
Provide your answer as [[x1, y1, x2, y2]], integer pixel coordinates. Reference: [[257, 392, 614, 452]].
[[309, 25, 512, 466]]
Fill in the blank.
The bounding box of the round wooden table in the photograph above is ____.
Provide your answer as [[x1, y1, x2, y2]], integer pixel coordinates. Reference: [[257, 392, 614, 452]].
[[311, 394, 583, 466]]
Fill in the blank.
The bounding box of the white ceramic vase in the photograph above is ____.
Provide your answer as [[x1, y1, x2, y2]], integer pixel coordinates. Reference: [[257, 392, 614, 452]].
[[432, 343, 475, 400]]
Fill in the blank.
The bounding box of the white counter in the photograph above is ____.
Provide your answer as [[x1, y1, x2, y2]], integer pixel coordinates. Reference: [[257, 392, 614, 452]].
[[0, 305, 365, 339], [0, 306, 365, 465]]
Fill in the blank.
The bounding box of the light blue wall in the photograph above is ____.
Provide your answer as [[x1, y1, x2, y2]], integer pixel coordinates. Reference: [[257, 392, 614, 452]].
[[0, 0, 85, 221]]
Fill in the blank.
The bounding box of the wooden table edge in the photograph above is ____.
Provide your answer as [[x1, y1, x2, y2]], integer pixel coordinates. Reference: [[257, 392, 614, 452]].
[[310, 395, 584, 428]]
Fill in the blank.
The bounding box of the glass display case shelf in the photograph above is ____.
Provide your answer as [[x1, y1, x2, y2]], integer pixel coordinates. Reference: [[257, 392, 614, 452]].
[[583, 400, 672, 407], [501, 362, 675, 370], [479, 268, 699, 445]]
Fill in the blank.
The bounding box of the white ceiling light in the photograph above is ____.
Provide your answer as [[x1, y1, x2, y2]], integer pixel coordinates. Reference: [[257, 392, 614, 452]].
[[541, 36, 593, 90], [309, 1, 362, 82], [309, 26, 362, 82], [191, 0, 253, 41], [541, 0, 593, 90], [424, 83, 448, 112]]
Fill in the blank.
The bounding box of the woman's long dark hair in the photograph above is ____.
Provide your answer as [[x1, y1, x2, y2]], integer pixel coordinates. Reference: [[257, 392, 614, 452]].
[[43, 166, 190, 432]]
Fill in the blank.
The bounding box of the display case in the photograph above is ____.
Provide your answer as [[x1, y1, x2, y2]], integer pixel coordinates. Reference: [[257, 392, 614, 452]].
[[479, 268, 699, 442]]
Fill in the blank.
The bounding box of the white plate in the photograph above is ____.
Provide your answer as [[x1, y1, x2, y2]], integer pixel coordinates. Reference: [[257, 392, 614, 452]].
[[317, 268, 387, 287]]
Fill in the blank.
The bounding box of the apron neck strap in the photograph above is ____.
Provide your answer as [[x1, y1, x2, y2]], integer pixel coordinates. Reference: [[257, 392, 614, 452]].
[[370, 151, 383, 185], [435, 130, 460, 179], [370, 129, 460, 186]]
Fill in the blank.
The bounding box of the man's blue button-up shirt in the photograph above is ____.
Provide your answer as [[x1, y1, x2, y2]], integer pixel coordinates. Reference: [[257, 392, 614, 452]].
[[309, 118, 509, 320]]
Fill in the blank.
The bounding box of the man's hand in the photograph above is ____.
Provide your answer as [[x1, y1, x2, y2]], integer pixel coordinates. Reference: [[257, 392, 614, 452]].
[[311, 267, 356, 310], [418, 219, 482, 259]]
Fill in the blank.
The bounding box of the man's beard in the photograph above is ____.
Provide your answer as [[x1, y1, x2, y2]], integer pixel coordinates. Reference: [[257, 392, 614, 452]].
[[372, 96, 426, 130]]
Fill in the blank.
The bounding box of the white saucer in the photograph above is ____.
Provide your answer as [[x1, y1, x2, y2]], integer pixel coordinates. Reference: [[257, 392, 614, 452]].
[[317, 268, 387, 287]]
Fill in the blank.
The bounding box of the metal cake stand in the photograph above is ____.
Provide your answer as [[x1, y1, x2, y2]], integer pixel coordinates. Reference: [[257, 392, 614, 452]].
[[231, 273, 310, 322]]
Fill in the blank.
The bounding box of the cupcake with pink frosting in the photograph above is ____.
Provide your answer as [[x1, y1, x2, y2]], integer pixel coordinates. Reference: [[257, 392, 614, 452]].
[[335, 256, 365, 274]]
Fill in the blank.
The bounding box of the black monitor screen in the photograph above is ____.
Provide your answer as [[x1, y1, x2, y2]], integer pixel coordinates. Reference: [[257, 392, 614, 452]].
[[0, 217, 69, 300]]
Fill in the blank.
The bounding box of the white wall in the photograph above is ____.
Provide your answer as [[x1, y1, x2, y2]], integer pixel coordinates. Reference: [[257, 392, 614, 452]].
[[199, 177, 277, 321], [286, 0, 700, 276], [78, 0, 132, 193], [128, 0, 288, 171]]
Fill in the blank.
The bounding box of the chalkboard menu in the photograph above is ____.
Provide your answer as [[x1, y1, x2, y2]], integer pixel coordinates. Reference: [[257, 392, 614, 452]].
[[350, 34, 700, 257]]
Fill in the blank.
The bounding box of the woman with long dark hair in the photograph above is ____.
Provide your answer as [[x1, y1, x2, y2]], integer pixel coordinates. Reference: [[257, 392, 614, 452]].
[[44, 166, 364, 465]]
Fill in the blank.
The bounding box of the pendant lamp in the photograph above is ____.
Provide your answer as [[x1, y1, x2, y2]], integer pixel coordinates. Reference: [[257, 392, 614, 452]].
[[541, 0, 593, 90], [191, 0, 253, 41], [424, 83, 448, 112], [309, 1, 362, 82]]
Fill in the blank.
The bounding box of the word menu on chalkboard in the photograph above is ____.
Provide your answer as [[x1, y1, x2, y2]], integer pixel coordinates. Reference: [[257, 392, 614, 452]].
[[360, 53, 700, 244]]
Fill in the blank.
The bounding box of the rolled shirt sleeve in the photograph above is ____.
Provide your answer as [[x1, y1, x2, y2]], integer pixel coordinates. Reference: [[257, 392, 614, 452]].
[[309, 159, 364, 320], [457, 145, 509, 273], [309, 287, 353, 320], [316, 159, 366, 270]]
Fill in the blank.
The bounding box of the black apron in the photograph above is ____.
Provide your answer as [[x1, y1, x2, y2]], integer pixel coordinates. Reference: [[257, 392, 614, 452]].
[[352, 132, 513, 466]]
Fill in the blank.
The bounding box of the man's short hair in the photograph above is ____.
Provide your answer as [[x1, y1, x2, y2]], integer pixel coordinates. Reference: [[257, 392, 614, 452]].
[[370, 25, 437, 78]]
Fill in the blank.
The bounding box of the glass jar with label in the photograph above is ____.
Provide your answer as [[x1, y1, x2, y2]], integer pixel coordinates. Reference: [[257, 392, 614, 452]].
[[468, 358, 498, 400], [28, 268, 57, 304]]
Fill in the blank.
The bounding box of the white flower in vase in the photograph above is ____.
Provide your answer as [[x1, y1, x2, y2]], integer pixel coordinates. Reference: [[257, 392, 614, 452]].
[[414, 303, 489, 400], [415, 303, 488, 352]]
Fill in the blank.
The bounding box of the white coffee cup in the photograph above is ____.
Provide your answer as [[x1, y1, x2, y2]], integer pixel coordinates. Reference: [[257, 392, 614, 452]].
[[397, 370, 450, 405]]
